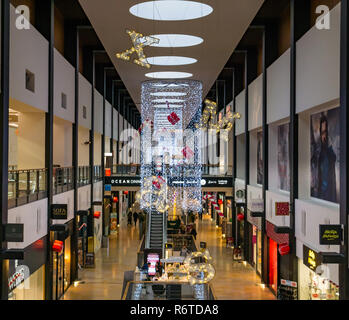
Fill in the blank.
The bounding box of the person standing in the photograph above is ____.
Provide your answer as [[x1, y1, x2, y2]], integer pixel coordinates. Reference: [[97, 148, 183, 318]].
[[133, 211, 138, 226]]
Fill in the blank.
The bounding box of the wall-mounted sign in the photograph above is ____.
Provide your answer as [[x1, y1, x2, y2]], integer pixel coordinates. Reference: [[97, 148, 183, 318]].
[[248, 199, 264, 213], [200, 242, 207, 249], [201, 177, 233, 188], [319, 225, 342, 245], [303, 245, 321, 271], [275, 202, 290, 216], [105, 176, 141, 187], [2, 224, 24, 242], [51, 204, 68, 220], [235, 189, 245, 202], [105, 184, 112, 192]]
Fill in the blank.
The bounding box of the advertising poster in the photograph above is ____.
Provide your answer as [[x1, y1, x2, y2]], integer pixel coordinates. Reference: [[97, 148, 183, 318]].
[[310, 108, 340, 203], [257, 131, 263, 185], [278, 123, 290, 191]]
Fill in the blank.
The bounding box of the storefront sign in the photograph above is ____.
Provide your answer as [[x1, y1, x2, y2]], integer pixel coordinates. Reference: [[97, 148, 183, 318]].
[[319, 225, 342, 245], [303, 245, 322, 271], [248, 199, 264, 212], [2, 224, 24, 242], [235, 189, 245, 202], [201, 177, 233, 188], [51, 204, 68, 220], [280, 279, 297, 288], [105, 176, 141, 187], [105, 184, 112, 192], [275, 202, 290, 216], [168, 177, 201, 187]]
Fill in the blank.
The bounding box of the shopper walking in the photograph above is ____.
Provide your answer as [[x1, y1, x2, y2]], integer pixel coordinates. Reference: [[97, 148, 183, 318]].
[[127, 209, 132, 226], [133, 211, 138, 226]]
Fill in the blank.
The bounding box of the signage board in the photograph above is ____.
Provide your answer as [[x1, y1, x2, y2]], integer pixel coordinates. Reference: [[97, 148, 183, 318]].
[[248, 199, 264, 212], [105, 184, 112, 192], [51, 204, 68, 220], [319, 225, 342, 245], [201, 177, 233, 188], [2, 224, 24, 242], [275, 202, 290, 216], [303, 245, 321, 271], [200, 242, 207, 249], [105, 176, 141, 187]]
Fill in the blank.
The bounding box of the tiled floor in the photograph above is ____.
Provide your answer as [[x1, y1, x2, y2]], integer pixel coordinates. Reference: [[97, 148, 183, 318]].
[[63, 215, 275, 300]]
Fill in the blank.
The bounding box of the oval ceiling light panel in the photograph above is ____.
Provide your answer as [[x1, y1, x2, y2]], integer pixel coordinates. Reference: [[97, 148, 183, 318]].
[[145, 72, 193, 79], [149, 34, 203, 48], [147, 56, 197, 66], [130, 1, 213, 21]]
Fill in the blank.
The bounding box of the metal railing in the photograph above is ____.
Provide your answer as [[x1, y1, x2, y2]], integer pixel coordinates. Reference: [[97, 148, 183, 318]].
[[109, 164, 232, 177], [93, 165, 103, 182], [122, 281, 216, 300], [53, 166, 74, 195], [8, 168, 47, 209], [77, 166, 90, 187]]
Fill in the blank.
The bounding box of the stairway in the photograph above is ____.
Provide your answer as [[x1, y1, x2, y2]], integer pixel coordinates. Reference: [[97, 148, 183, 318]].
[[149, 212, 164, 250]]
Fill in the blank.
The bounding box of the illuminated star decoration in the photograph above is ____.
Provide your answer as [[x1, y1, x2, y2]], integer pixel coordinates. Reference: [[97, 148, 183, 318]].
[[115, 29, 159, 69]]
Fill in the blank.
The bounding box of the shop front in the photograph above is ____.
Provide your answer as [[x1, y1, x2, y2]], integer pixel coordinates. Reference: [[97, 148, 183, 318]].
[[246, 209, 262, 275], [298, 245, 339, 300], [8, 237, 46, 300], [266, 221, 290, 296], [51, 221, 73, 300]]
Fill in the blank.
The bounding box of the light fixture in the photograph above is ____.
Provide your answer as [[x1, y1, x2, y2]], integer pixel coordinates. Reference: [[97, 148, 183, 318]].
[[145, 71, 193, 79], [147, 56, 197, 66], [130, 1, 213, 21], [149, 34, 203, 48]]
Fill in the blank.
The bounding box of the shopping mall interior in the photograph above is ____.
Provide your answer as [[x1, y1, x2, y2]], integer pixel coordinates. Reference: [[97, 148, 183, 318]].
[[0, 0, 349, 303]]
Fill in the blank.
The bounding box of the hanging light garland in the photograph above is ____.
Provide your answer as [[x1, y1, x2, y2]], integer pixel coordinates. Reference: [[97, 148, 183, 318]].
[[115, 29, 159, 68]]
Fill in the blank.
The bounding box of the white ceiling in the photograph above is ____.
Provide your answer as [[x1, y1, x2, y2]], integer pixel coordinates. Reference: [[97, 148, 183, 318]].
[[78, 0, 264, 110]]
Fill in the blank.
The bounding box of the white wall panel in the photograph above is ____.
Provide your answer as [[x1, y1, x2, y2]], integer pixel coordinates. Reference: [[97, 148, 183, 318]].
[[53, 49, 75, 122], [235, 90, 245, 135], [78, 185, 91, 211], [266, 190, 290, 227], [105, 101, 112, 138], [295, 199, 339, 254], [79, 73, 92, 130], [248, 75, 263, 130], [8, 199, 48, 249], [267, 49, 291, 124], [296, 4, 340, 113], [9, 4, 48, 112], [93, 181, 103, 202], [119, 114, 124, 137], [52, 190, 74, 224], [94, 90, 103, 134]]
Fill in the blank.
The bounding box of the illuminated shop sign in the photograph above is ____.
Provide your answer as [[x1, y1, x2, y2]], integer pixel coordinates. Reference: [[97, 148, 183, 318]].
[[319, 225, 343, 245], [51, 204, 68, 220], [105, 176, 141, 187], [201, 177, 233, 188], [303, 245, 321, 271]]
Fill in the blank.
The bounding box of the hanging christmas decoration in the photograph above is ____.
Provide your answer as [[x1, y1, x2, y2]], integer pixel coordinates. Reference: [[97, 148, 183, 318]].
[[115, 30, 159, 68], [203, 193, 224, 217], [52, 240, 64, 253], [93, 211, 101, 219]]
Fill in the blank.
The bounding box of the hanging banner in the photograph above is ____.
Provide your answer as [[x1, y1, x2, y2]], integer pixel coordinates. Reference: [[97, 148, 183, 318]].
[[303, 245, 321, 271]]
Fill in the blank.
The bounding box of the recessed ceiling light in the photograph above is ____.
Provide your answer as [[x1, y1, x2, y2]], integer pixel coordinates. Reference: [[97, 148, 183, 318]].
[[147, 56, 197, 66], [151, 92, 187, 97], [130, 1, 213, 21], [145, 72, 193, 79], [148, 34, 203, 48], [152, 99, 185, 103]]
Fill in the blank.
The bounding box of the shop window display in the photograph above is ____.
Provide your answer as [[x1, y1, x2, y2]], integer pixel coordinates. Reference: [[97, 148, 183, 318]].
[[8, 265, 45, 300], [310, 108, 340, 203], [298, 259, 339, 300]]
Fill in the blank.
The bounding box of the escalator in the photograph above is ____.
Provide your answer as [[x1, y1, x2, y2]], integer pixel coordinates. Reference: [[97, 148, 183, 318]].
[[145, 211, 167, 253]]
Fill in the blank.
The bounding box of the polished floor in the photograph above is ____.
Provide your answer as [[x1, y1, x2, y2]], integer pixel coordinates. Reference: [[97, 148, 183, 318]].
[[63, 214, 275, 300]]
